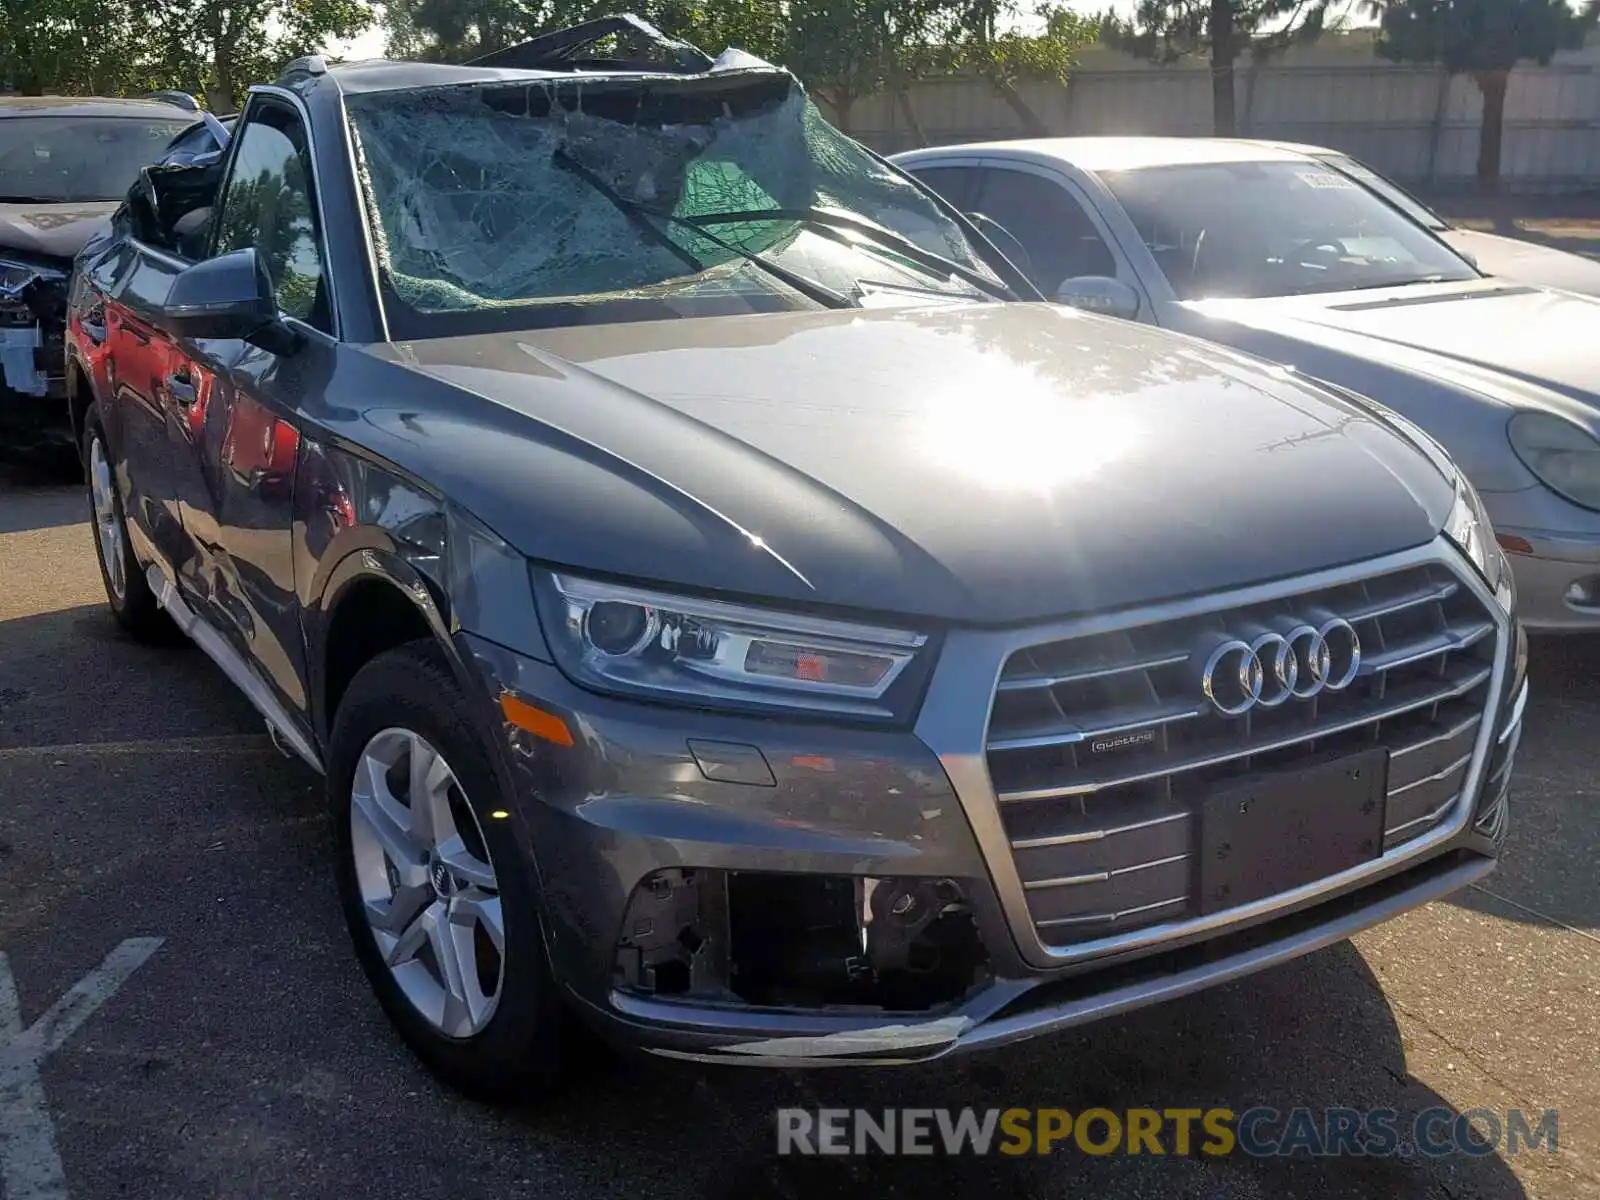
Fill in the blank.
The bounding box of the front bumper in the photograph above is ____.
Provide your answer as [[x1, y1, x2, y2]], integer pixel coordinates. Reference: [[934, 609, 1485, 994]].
[[456, 542, 1525, 1067], [1497, 524, 1600, 632]]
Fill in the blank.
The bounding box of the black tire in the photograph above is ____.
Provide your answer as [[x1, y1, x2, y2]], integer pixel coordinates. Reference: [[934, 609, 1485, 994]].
[[82, 406, 173, 642], [328, 640, 570, 1103]]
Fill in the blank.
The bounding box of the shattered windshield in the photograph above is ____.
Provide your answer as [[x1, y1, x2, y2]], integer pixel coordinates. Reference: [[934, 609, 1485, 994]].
[[346, 70, 997, 336]]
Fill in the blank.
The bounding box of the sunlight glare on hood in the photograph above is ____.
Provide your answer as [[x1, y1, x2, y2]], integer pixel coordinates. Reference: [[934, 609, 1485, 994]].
[[919, 359, 1140, 491]]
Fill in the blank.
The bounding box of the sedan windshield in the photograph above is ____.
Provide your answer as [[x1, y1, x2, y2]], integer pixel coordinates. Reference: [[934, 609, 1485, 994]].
[[0, 116, 196, 202], [1100, 160, 1477, 300], [346, 71, 998, 336]]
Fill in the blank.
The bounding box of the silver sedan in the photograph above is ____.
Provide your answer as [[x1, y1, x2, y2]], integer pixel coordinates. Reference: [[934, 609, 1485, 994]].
[[892, 136, 1600, 632]]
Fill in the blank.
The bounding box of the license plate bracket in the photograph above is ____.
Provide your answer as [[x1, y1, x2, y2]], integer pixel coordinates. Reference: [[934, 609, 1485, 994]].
[[1197, 746, 1389, 915]]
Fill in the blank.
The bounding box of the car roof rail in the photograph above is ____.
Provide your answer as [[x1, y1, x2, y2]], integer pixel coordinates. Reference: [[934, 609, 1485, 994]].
[[143, 89, 203, 112], [464, 13, 715, 75]]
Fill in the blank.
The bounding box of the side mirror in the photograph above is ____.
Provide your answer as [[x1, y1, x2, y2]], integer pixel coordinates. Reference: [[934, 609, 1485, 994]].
[[963, 211, 1036, 288], [160, 247, 277, 341], [1054, 275, 1141, 321]]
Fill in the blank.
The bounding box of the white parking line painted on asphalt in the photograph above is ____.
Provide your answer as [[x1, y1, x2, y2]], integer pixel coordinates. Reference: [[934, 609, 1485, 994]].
[[0, 735, 277, 761], [0, 939, 163, 1200]]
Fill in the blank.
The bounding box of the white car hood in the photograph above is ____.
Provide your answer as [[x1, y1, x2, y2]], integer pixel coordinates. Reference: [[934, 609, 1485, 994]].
[[1185, 279, 1600, 412], [1442, 228, 1600, 300]]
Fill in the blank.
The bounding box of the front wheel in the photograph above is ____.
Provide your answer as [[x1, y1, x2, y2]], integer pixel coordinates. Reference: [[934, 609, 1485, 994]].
[[328, 642, 570, 1102]]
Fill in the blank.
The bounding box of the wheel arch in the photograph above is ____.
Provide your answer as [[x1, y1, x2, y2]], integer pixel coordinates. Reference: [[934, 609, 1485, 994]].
[[311, 549, 470, 748]]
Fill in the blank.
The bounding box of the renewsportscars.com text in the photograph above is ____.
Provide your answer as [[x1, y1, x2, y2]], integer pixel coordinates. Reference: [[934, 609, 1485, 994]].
[[776, 1106, 1558, 1158]]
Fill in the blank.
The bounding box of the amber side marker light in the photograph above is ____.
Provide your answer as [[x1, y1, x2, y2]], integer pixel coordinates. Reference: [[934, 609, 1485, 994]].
[[499, 693, 574, 747], [1497, 533, 1534, 555]]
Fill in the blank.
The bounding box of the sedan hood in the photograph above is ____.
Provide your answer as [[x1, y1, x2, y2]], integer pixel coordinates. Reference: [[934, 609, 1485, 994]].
[[1443, 229, 1600, 300], [375, 303, 1453, 624], [1186, 279, 1600, 411], [0, 200, 116, 263]]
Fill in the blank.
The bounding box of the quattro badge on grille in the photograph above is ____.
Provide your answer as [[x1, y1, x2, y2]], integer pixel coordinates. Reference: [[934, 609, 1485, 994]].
[[1198, 617, 1361, 716]]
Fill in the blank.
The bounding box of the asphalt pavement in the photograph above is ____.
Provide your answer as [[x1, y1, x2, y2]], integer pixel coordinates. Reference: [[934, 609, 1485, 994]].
[[2, 459, 1597, 1200]]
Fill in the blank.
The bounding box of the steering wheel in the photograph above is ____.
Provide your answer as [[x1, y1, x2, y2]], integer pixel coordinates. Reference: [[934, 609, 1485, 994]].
[[1287, 237, 1349, 266]]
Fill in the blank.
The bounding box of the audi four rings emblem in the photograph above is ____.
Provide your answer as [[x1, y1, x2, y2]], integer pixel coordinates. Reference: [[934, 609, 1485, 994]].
[[1200, 618, 1362, 716]]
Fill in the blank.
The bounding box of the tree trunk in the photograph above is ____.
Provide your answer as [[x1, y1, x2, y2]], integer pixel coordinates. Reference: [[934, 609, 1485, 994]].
[[1473, 68, 1510, 193], [1207, 0, 1236, 135], [829, 92, 854, 134], [896, 90, 928, 147], [993, 78, 1050, 137]]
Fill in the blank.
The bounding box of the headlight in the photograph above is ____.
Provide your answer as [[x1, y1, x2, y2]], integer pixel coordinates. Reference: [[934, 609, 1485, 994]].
[[532, 570, 930, 720], [1507, 411, 1600, 512], [0, 259, 64, 294], [1444, 473, 1514, 614]]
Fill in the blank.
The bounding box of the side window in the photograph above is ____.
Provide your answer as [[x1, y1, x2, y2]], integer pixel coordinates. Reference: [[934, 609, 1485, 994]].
[[970, 169, 1117, 292], [209, 104, 330, 332], [906, 166, 982, 212]]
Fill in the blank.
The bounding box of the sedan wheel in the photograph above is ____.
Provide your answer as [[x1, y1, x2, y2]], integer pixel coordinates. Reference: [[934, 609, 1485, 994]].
[[349, 728, 505, 1039]]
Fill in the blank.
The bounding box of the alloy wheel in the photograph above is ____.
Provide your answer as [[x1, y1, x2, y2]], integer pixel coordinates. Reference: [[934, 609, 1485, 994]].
[[89, 435, 126, 601], [349, 728, 505, 1039]]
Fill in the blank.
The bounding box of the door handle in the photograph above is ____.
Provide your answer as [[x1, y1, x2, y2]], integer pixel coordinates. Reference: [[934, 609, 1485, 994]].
[[80, 316, 107, 344], [167, 371, 197, 406]]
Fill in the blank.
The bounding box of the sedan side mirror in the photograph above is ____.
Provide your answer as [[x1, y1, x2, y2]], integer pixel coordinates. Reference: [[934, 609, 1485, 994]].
[[160, 247, 278, 341], [1055, 275, 1141, 321]]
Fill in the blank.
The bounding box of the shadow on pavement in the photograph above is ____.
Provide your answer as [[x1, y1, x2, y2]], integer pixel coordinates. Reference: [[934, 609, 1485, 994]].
[[0, 457, 85, 533], [523, 942, 1532, 1198], [0, 602, 261, 749]]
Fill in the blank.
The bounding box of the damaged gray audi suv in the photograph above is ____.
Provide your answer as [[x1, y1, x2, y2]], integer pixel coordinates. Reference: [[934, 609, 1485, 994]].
[[67, 14, 1527, 1100]]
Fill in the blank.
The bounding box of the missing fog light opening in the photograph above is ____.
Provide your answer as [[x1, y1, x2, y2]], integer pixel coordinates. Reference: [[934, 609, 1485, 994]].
[[612, 869, 988, 1011]]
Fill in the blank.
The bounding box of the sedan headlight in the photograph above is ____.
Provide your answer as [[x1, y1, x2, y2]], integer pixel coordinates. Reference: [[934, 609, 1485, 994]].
[[1444, 473, 1514, 614], [532, 570, 931, 720], [1507, 411, 1600, 512], [0, 259, 63, 294]]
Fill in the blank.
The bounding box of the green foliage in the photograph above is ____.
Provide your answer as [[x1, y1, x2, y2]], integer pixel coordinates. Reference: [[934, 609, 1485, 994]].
[[1099, 0, 1335, 132], [1099, 0, 1333, 65], [0, 0, 375, 106], [1369, 0, 1595, 73], [379, 0, 1095, 130], [1366, 0, 1596, 186]]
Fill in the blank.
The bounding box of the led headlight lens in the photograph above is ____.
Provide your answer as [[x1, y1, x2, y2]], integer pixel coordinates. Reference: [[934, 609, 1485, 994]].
[[1444, 473, 1513, 613], [1507, 411, 1600, 512], [533, 571, 929, 719]]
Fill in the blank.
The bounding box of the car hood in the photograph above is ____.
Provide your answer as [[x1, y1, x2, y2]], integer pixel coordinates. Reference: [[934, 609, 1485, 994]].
[[1442, 228, 1600, 299], [371, 303, 1453, 624], [0, 200, 117, 263], [1186, 279, 1600, 413]]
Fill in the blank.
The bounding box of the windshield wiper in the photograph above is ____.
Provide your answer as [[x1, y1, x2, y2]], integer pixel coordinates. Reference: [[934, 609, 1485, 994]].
[[550, 151, 852, 311], [670, 207, 1023, 302], [0, 195, 70, 204]]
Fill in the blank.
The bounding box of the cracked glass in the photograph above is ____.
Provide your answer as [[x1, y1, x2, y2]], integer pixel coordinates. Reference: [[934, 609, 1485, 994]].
[[345, 69, 997, 337]]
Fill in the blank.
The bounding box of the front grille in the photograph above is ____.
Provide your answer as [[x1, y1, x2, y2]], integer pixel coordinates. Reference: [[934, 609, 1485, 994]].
[[983, 561, 1498, 947]]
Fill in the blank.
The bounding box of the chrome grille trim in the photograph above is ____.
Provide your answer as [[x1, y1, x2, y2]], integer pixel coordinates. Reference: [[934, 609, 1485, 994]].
[[1011, 810, 1188, 851], [1392, 712, 1481, 758], [997, 661, 1490, 803], [997, 652, 1191, 693], [1036, 896, 1189, 929], [1023, 852, 1192, 891], [911, 537, 1510, 971], [1389, 751, 1473, 797]]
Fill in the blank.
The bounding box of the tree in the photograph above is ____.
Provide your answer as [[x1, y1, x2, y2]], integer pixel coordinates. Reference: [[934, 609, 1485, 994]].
[[1100, 0, 1336, 134], [1367, 0, 1598, 189], [945, 2, 1099, 136], [0, 0, 161, 94], [0, 0, 373, 106]]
